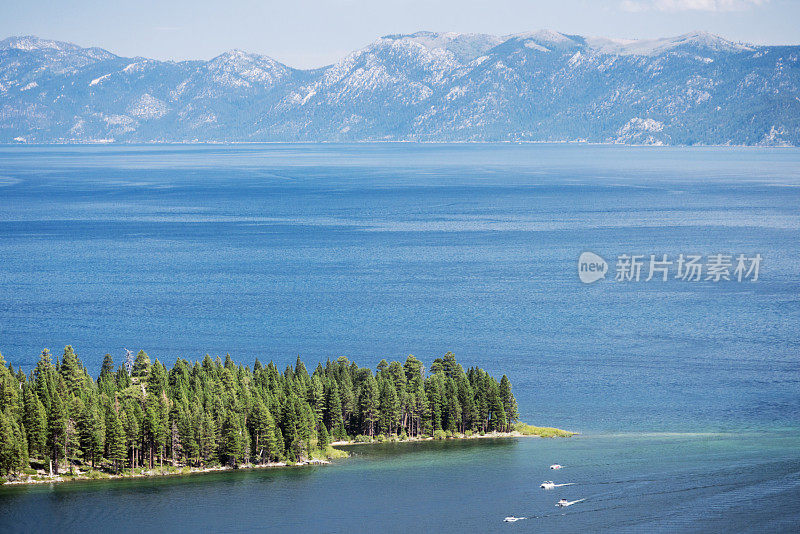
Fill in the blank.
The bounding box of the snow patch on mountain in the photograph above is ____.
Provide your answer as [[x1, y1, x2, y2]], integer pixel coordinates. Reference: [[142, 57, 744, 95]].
[[123, 62, 144, 73], [586, 31, 752, 56], [508, 29, 580, 51], [204, 49, 291, 88], [89, 73, 111, 86], [382, 31, 503, 63], [0, 36, 82, 52]]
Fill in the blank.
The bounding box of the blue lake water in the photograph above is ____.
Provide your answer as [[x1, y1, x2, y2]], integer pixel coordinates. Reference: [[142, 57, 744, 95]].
[[0, 144, 799, 532]]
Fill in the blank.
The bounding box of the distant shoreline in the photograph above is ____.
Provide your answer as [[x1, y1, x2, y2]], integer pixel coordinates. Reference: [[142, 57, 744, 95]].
[[1, 141, 798, 148]]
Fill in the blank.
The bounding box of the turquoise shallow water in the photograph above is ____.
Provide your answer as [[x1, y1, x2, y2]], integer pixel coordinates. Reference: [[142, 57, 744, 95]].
[[1, 433, 798, 533], [0, 144, 798, 531]]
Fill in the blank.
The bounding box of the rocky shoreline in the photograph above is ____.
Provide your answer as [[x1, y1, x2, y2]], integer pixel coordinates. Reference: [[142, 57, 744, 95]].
[[3, 424, 575, 487]]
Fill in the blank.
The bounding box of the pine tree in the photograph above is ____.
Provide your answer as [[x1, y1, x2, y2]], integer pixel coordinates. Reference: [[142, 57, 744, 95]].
[[273, 427, 285, 461], [79, 401, 104, 468], [170, 420, 182, 467], [281, 394, 301, 461], [457, 374, 475, 432], [65, 398, 82, 474], [0, 353, 21, 419], [0, 410, 19, 475], [14, 420, 29, 472], [98, 353, 116, 395], [132, 350, 151, 378], [488, 380, 506, 432], [309, 376, 324, 429], [498, 375, 518, 432], [59, 345, 85, 396], [22, 386, 46, 458], [220, 412, 243, 467], [106, 409, 126, 472], [359, 374, 379, 437], [424, 375, 443, 433], [262, 410, 279, 462], [200, 412, 217, 464], [318, 424, 330, 449], [378, 380, 400, 435], [123, 408, 140, 468], [34, 349, 56, 411], [324, 381, 343, 432], [47, 393, 66, 474], [99, 353, 115, 377], [116, 367, 132, 390], [248, 399, 272, 463], [179, 408, 199, 466]]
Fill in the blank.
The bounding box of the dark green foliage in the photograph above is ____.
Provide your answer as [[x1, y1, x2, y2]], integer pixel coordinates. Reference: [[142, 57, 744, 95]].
[[318, 424, 330, 449], [22, 386, 46, 457], [132, 350, 151, 378], [0, 348, 516, 478], [106, 409, 126, 472], [498, 375, 518, 433], [78, 400, 104, 468], [60, 346, 86, 396], [0, 410, 20, 475], [46, 391, 66, 474], [359, 373, 379, 438], [220, 412, 244, 467]]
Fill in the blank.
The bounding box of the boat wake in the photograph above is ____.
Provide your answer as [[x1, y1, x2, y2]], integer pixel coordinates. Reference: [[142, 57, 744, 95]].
[[556, 498, 586, 507], [540, 481, 575, 489]]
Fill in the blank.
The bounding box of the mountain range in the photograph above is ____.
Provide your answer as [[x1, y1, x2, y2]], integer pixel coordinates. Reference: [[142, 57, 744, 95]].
[[1, 31, 798, 145]]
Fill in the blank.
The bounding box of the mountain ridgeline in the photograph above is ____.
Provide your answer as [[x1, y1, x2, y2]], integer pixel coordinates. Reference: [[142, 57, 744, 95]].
[[1, 31, 798, 146], [0, 348, 519, 478]]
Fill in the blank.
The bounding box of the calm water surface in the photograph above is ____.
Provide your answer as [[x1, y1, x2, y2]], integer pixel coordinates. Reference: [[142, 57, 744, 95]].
[[0, 144, 798, 532]]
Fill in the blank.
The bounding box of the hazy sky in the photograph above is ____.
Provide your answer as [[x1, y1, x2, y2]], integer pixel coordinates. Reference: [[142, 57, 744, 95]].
[[3, 0, 799, 68]]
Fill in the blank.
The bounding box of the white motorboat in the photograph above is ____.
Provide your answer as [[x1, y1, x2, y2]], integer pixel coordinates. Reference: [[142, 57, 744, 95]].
[[541, 481, 574, 490], [556, 498, 585, 508], [550, 464, 563, 470], [503, 516, 526, 522]]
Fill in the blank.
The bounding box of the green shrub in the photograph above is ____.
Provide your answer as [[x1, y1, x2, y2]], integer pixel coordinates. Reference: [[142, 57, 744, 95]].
[[514, 422, 575, 438], [22, 468, 37, 475], [464, 430, 474, 437], [433, 430, 447, 440], [324, 446, 349, 459], [354, 434, 372, 443]]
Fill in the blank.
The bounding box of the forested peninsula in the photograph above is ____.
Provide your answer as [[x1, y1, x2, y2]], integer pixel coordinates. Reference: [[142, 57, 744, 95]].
[[0, 348, 572, 485]]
